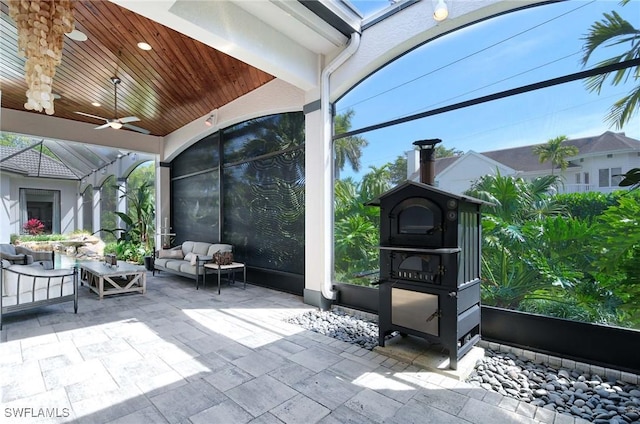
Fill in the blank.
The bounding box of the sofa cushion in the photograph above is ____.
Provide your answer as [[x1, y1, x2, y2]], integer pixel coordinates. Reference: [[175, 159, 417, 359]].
[[206, 244, 233, 257], [2, 265, 75, 297], [182, 241, 215, 257], [158, 249, 183, 259]]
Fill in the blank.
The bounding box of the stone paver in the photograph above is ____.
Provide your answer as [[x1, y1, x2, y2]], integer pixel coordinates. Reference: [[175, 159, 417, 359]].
[[0, 272, 560, 423]]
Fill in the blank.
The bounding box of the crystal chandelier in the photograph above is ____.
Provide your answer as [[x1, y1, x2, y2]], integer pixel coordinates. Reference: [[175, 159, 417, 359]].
[[8, 0, 75, 115]]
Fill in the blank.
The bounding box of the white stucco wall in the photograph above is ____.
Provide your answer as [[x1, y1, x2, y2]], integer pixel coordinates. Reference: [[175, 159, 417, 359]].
[[162, 79, 306, 162], [0, 173, 78, 243], [435, 153, 513, 194]]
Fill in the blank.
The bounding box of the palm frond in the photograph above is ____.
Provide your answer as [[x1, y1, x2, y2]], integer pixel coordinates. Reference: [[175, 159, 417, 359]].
[[581, 11, 638, 66], [604, 83, 640, 129]]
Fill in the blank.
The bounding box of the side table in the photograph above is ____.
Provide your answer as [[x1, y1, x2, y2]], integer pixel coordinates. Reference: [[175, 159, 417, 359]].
[[203, 262, 246, 294]]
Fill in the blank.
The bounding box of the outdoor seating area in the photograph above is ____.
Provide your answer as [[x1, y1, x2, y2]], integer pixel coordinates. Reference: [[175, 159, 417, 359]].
[[1, 1, 639, 423], [0, 271, 581, 424], [0, 259, 78, 330], [153, 241, 235, 288], [0, 243, 54, 267]]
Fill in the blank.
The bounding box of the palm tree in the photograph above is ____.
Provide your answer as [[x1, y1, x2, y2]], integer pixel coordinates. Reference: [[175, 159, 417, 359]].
[[581, 0, 640, 129], [360, 164, 392, 202], [334, 109, 368, 178], [532, 135, 579, 176]]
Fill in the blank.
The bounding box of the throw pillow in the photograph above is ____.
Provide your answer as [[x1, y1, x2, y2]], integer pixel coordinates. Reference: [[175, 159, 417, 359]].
[[183, 252, 195, 263], [213, 250, 234, 265], [158, 249, 184, 259]]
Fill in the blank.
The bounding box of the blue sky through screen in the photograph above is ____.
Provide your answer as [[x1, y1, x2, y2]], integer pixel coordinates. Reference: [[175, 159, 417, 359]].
[[338, 0, 640, 181]]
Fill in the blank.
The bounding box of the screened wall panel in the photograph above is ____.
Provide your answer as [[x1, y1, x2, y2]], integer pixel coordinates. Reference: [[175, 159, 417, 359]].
[[223, 114, 305, 163], [170, 112, 305, 290], [223, 148, 305, 274], [100, 176, 117, 243], [172, 171, 220, 244], [172, 133, 219, 177]]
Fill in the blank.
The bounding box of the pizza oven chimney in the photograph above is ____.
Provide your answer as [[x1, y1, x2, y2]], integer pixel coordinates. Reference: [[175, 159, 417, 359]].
[[413, 138, 441, 186]]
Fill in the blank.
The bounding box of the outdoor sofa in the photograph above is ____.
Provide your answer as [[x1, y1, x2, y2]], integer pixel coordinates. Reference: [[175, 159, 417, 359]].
[[0, 243, 54, 266], [0, 260, 78, 329], [153, 241, 233, 289]]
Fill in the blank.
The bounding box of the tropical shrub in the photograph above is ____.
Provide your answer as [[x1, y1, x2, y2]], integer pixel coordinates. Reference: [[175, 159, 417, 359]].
[[554, 191, 619, 223], [591, 192, 640, 326], [23, 218, 45, 235], [334, 177, 380, 285]]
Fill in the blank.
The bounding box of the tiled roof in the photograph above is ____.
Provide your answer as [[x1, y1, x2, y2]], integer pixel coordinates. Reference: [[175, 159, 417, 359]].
[[436, 131, 640, 174], [0, 146, 80, 179]]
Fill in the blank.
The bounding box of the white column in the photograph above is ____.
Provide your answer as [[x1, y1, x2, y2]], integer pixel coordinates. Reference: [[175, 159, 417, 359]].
[[92, 187, 101, 236], [75, 186, 83, 233], [0, 175, 11, 243], [116, 178, 127, 238], [304, 105, 333, 308], [156, 161, 171, 249]]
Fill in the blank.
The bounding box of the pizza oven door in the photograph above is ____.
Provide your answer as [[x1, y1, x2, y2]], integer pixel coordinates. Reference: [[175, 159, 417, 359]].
[[390, 197, 443, 247]]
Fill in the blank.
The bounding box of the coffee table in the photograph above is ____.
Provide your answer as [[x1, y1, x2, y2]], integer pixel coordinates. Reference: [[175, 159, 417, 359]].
[[80, 261, 146, 299], [203, 262, 246, 294]]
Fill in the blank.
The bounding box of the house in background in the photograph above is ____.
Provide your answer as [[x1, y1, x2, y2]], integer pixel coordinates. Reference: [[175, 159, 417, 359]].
[[408, 131, 640, 194], [0, 142, 154, 239], [1, 145, 78, 235]]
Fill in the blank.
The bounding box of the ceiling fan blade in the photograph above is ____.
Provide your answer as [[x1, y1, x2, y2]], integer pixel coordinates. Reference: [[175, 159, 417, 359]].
[[123, 123, 151, 135], [117, 116, 140, 124], [95, 123, 111, 130], [75, 111, 108, 122]]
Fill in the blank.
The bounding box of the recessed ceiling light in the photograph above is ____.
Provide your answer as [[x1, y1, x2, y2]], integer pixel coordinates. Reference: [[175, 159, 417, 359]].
[[65, 29, 88, 42], [91, 101, 101, 107], [137, 42, 152, 51]]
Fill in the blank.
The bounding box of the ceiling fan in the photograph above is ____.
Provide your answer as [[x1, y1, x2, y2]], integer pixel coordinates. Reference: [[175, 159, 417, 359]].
[[75, 77, 150, 135]]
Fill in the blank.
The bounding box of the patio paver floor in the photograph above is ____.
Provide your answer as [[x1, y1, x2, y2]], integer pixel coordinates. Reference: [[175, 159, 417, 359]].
[[0, 272, 587, 423]]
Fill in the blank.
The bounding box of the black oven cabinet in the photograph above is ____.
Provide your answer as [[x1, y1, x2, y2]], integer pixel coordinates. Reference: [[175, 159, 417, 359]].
[[367, 180, 489, 370]]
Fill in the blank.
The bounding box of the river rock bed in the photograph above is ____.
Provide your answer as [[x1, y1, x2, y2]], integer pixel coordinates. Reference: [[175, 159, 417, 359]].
[[469, 350, 640, 423], [286, 309, 640, 423], [285, 309, 381, 350]]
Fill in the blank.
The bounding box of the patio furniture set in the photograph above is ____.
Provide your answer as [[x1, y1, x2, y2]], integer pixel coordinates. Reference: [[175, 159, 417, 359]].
[[0, 241, 244, 328]]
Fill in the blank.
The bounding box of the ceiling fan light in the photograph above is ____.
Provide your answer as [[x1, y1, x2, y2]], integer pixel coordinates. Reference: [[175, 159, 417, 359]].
[[109, 121, 123, 129]]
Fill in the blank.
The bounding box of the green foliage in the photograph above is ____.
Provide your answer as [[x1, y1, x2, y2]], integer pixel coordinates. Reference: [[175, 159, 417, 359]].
[[334, 178, 380, 285], [100, 176, 118, 243], [435, 145, 463, 158], [554, 191, 619, 222], [591, 192, 640, 326], [531, 135, 579, 175], [518, 299, 604, 323], [581, 1, 640, 129], [12, 233, 68, 242], [99, 171, 155, 262], [470, 174, 639, 328], [0, 134, 57, 158], [467, 171, 564, 223], [334, 109, 369, 178], [618, 167, 640, 190], [388, 155, 407, 185], [103, 240, 145, 264], [469, 173, 585, 311]]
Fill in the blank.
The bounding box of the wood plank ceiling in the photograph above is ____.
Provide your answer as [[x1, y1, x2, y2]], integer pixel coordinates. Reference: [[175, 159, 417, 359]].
[[0, 0, 275, 137]]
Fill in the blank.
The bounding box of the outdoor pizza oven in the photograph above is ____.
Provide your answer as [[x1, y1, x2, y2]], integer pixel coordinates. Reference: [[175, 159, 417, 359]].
[[367, 139, 487, 370]]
